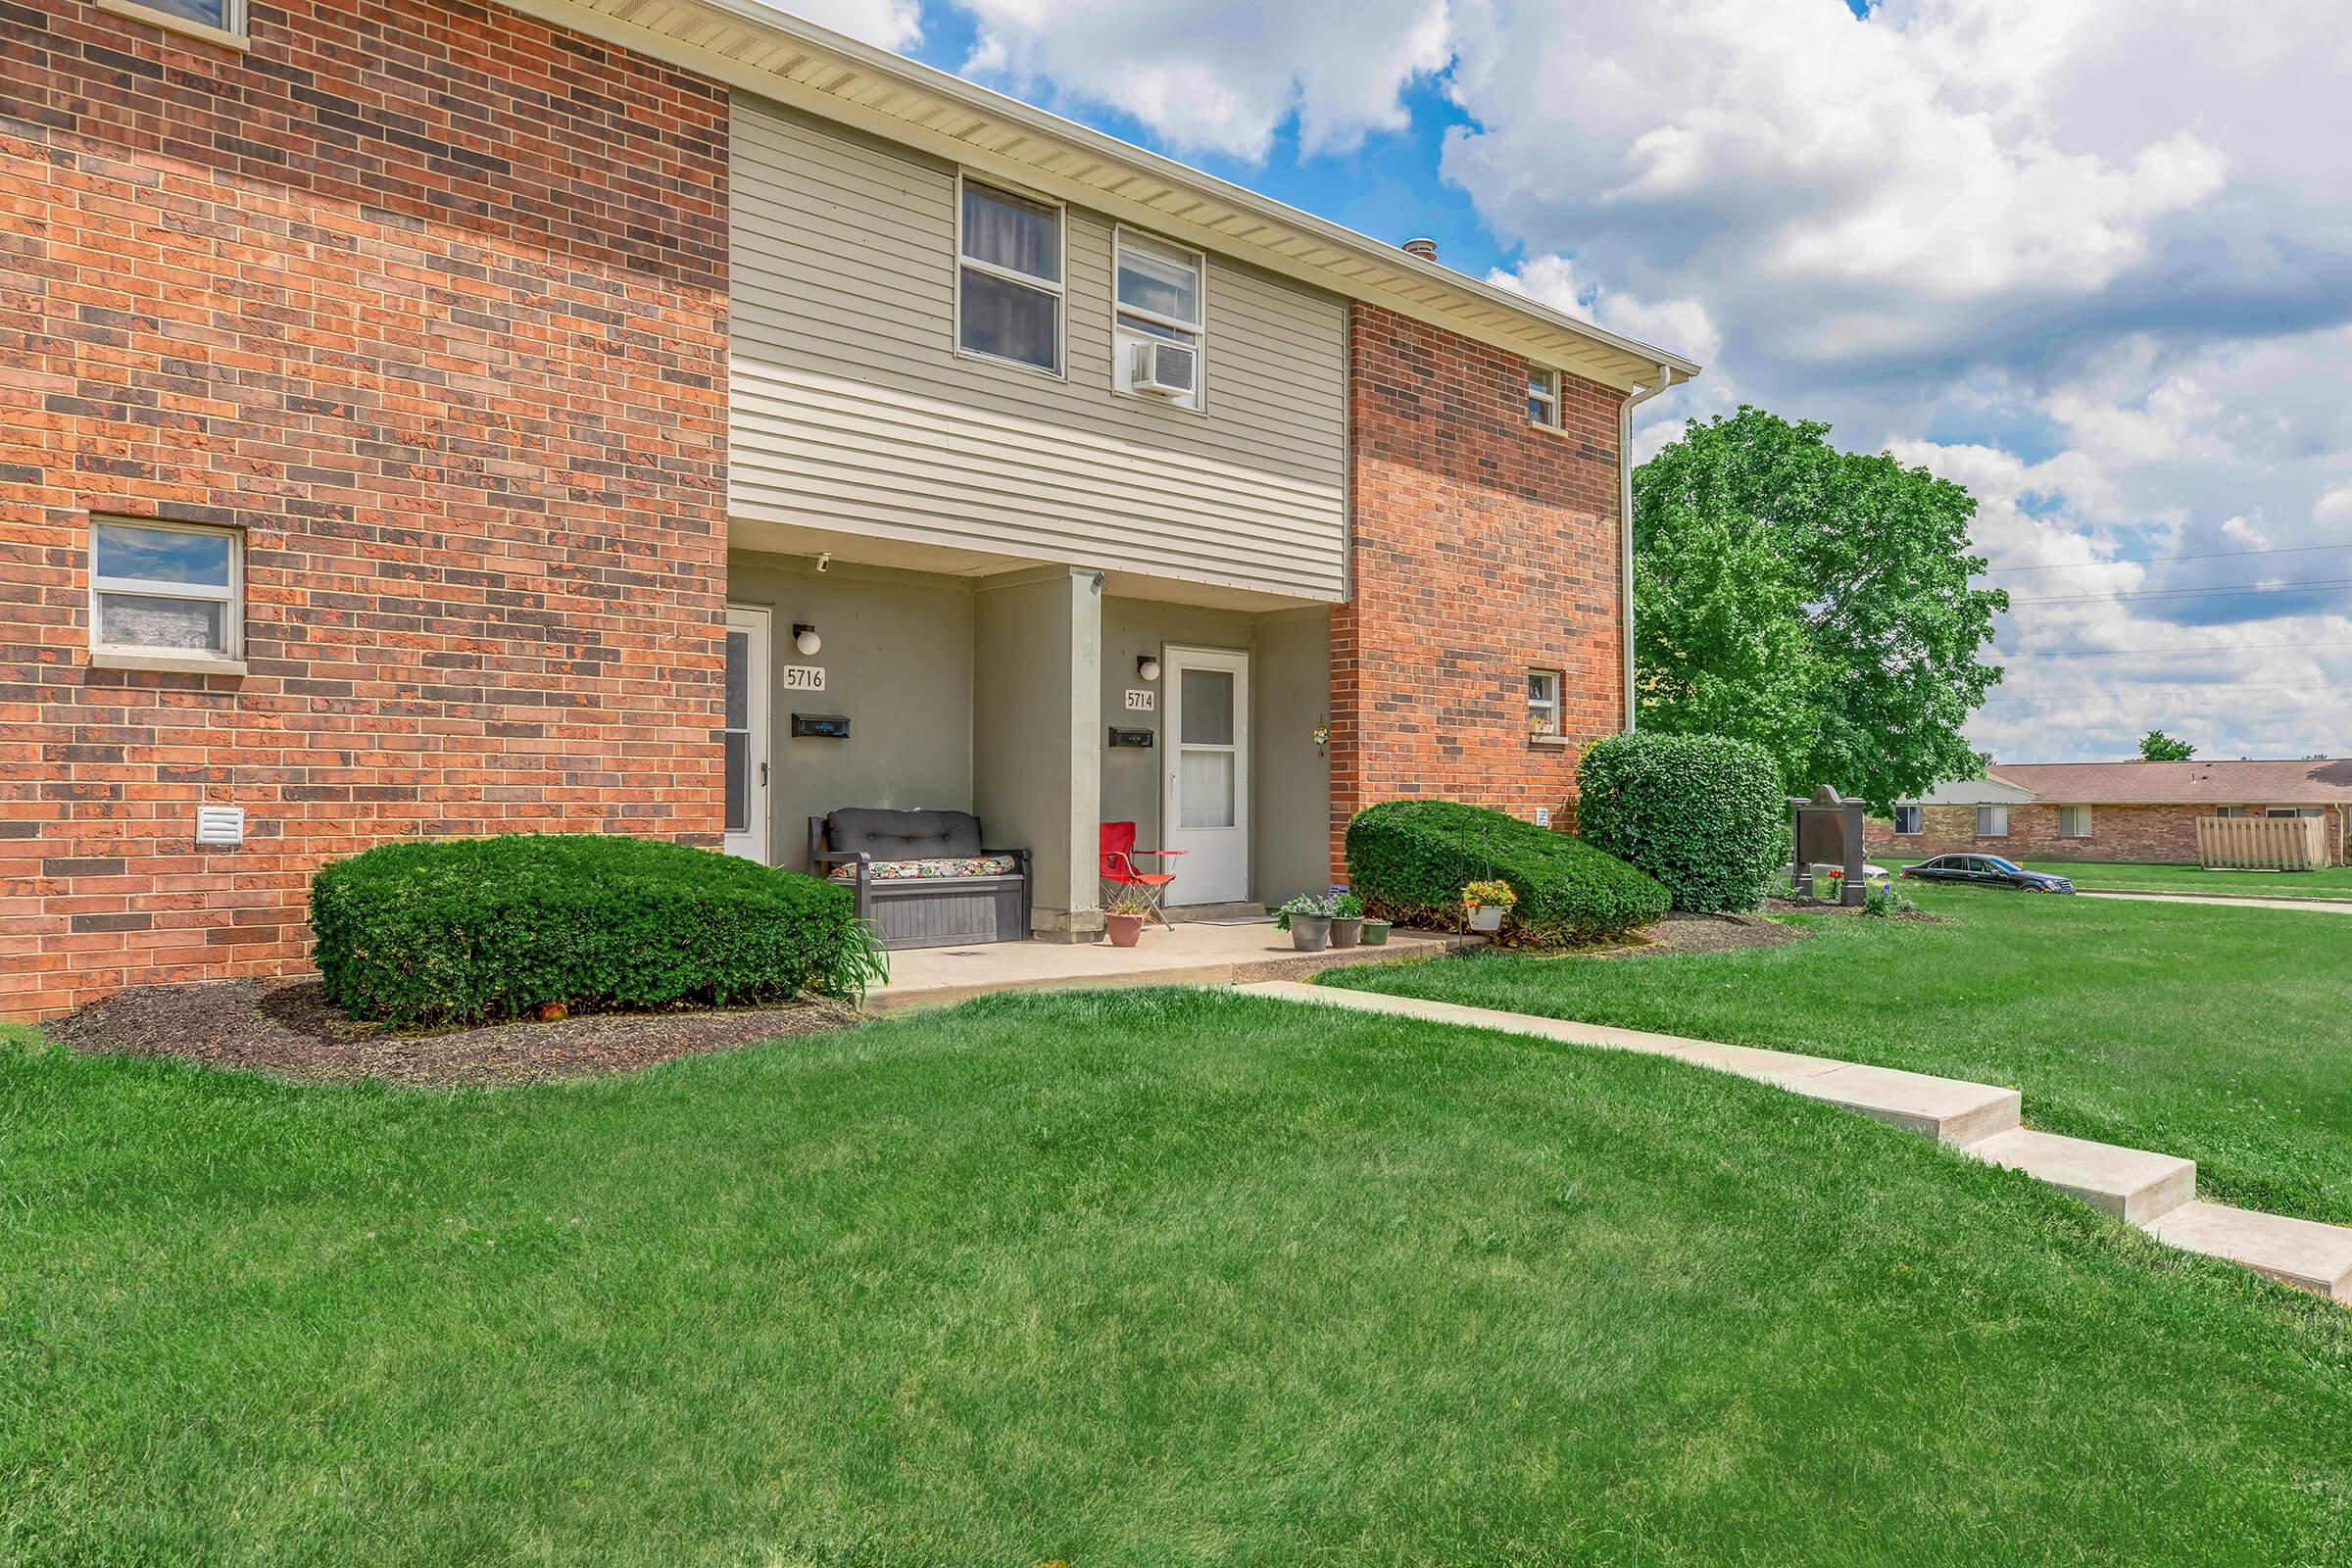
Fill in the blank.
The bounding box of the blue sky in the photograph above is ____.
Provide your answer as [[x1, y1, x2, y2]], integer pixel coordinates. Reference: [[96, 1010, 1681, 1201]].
[[797, 0, 2352, 764]]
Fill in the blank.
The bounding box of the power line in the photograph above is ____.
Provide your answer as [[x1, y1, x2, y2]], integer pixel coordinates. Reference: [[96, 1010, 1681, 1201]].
[[2007, 575, 2352, 608], [1984, 541, 2352, 575], [1981, 683, 2334, 702]]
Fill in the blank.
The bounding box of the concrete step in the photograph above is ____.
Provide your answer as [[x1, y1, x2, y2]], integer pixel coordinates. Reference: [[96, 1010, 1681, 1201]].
[[1972, 1128, 2195, 1223], [1784, 1063, 2021, 1147], [2144, 1200, 2352, 1300], [1164, 902, 1267, 924]]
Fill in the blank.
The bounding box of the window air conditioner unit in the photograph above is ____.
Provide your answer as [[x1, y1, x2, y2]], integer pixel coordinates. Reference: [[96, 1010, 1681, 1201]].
[[1129, 339, 1196, 398]]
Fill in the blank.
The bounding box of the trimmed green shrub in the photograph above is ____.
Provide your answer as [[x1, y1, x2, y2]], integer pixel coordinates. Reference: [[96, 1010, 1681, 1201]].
[[1577, 732, 1787, 912], [311, 834, 888, 1026], [1344, 800, 1668, 945]]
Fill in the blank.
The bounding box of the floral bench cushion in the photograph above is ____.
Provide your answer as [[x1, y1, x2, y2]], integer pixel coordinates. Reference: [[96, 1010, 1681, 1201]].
[[827, 854, 1019, 882]]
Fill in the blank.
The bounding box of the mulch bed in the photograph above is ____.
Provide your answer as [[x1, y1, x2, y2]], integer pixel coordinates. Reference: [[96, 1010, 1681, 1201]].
[[1761, 897, 1944, 922], [47, 978, 859, 1088], [1601, 909, 1814, 958]]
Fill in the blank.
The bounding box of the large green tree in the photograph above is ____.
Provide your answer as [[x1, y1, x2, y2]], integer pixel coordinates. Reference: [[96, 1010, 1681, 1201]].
[[1632, 407, 2007, 811]]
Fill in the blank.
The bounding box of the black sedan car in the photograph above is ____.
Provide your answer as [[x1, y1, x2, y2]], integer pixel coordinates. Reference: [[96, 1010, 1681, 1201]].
[[1899, 854, 2076, 893]]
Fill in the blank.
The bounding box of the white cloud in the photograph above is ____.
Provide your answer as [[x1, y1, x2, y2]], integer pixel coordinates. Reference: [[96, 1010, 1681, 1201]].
[[785, 0, 924, 51], [950, 0, 1449, 159]]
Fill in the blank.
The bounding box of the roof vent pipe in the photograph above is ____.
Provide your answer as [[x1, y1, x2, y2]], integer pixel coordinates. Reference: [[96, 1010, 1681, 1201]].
[[1401, 236, 1439, 262]]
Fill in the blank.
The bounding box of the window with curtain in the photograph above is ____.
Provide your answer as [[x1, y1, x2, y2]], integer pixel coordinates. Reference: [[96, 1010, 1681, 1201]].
[[1526, 670, 1561, 735], [959, 180, 1062, 372], [1894, 806, 1923, 835], [2059, 806, 2091, 838], [1976, 806, 2008, 837]]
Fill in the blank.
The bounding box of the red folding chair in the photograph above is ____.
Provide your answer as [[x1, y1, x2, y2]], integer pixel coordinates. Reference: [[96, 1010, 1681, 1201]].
[[1100, 820, 1186, 930]]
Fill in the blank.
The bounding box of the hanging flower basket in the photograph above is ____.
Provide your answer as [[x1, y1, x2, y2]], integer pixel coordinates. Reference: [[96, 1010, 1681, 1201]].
[[1462, 879, 1516, 933]]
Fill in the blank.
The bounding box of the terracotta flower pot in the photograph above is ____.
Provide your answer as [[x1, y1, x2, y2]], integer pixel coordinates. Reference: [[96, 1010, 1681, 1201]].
[[1290, 915, 1332, 952], [1330, 917, 1363, 948], [1104, 912, 1144, 948]]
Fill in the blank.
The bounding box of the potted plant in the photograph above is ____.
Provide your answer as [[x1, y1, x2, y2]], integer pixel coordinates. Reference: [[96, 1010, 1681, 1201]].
[[1329, 889, 1365, 948], [1103, 884, 1152, 948], [1359, 915, 1393, 946], [1462, 879, 1516, 933], [1276, 891, 1342, 952]]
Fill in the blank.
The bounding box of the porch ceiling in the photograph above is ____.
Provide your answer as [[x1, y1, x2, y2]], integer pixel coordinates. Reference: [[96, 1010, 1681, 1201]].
[[729, 516, 1338, 612]]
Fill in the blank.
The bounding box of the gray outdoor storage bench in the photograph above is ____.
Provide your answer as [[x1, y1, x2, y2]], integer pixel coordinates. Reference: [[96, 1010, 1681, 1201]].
[[808, 808, 1032, 949]]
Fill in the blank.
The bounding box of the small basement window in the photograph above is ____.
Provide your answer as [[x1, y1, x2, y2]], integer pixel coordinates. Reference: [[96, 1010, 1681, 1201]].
[[1976, 805, 2009, 837], [95, 0, 249, 48], [2059, 806, 2092, 838], [958, 177, 1064, 374], [1528, 366, 1560, 427], [90, 517, 242, 662], [1893, 806, 1924, 835], [1527, 669, 1561, 736]]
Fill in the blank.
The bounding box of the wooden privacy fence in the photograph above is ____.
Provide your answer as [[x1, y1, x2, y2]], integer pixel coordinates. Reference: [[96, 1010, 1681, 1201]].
[[2196, 814, 2328, 871]]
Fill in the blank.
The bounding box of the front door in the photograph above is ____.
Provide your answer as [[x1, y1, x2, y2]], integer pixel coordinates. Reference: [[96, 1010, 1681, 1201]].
[[1162, 645, 1250, 905], [722, 606, 770, 862]]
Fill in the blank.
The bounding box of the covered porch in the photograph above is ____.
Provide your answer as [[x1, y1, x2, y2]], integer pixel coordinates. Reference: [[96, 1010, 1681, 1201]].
[[720, 528, 1339, 945]]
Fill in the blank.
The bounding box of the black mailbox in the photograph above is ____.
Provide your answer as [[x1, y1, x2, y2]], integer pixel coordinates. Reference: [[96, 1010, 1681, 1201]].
[[1107, 727, 1155, 749], [791, 713, 851, 739]]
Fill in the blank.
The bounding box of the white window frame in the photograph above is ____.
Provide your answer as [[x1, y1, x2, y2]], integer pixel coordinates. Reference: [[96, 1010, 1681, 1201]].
[[1111, 225, 1207, 412], [94, 0, 250, 51], [1528, 365, 1561, 428], [89, 516, 244, 665], [2214, 806, 2246, 819], [1526, 668, 1562, 737], [1893, 806, 1924, 835], [955, 172, 1066, 379], [2265, 807, 2322, 819], [1976, 805, 2009, 837], [2059, 806, 2092, 838]]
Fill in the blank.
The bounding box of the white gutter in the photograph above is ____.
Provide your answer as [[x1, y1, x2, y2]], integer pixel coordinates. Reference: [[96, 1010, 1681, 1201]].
[[1619, 364, 1680, 731]]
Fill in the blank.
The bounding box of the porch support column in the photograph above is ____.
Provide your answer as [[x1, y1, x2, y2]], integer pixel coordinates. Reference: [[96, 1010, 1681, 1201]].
[[973, 565, 1103, 941]]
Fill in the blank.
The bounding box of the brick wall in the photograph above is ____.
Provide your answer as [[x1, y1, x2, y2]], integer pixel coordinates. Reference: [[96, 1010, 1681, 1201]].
[[0, 0, 731, 1017], [1330, 304, 1628, 877], [1864, 804, 2347, 865]]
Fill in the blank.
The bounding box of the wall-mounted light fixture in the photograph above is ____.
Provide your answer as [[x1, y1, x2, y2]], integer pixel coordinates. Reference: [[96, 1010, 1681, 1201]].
[[1135, 654, 1161, 682], [793, 623, 822, 657]]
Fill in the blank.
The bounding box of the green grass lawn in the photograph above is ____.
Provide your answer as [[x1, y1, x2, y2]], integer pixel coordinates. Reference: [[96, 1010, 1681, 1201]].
[[7, 990, 2351, 1564], [1327, 886, 2352, 1225], [1882, 854, 2352, 900]]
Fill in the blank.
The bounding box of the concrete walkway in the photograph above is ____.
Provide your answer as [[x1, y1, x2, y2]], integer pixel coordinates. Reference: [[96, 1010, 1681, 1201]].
[[2079, 889, 2352, 914], [1244, 980, 2352, 1302], [870, 923, 1475, 1011]]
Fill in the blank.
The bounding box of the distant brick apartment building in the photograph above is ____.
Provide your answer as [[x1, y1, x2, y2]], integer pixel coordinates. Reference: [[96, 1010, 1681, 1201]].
[[1865, 760, 2352, 866], [1, 0, 1694, 1018]]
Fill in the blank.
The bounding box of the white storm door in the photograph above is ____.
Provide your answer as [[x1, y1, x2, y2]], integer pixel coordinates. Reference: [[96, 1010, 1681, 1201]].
[[722, 606, 770, 862], [1162, 645, 1250, 905]]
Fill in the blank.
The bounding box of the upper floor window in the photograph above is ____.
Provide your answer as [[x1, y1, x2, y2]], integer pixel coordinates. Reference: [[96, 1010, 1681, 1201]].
[[1893, 806, 1924, 835], [1113, 229, 1205, 409], [958, 179, 1063, 375], [91, 517, 243, 662], [1528, 366, 1560, 427], [97, 0, 249, 49], [1527, 669, 1561, 736]]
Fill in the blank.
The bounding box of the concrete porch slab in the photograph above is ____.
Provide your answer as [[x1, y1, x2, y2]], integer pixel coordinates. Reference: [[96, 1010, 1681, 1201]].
[[868, 924, 1474, 1011]]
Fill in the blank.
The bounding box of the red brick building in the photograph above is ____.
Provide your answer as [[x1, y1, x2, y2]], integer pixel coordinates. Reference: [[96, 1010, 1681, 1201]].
[[2, 0, 1696, 1017], [1865, 760, 2352, 867]]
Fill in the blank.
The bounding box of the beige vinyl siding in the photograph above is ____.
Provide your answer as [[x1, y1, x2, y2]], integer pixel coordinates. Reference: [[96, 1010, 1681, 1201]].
[[729, 96, 1349, 602]]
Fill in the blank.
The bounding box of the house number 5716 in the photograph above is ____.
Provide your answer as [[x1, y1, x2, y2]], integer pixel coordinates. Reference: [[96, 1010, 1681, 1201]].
[[783, 665, 826, 691]]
